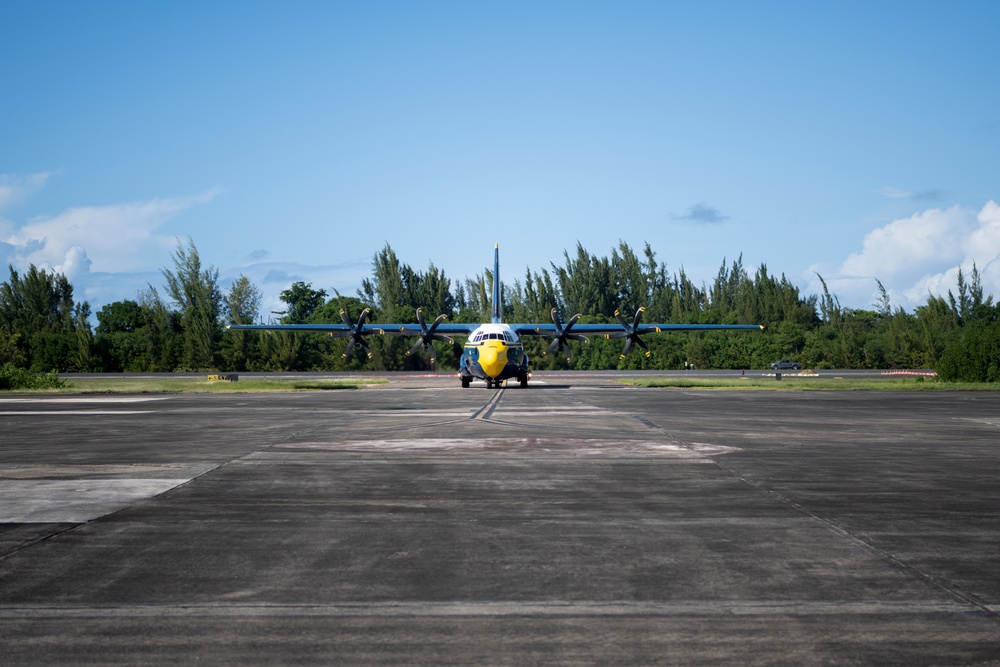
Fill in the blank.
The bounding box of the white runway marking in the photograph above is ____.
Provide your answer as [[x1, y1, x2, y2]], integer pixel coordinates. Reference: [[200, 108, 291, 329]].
[[0, 397, 170, 403], [274, 438, 737, 457], [0, 396, 167, 415], [0, 600, 980, 618], [0, 464, 214, 479], [0, 411, 153, 415]]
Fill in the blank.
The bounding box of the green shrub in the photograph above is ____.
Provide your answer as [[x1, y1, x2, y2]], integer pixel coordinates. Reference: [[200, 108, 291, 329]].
[[936, 321, 1000, 383], [0, 365, 66, 390]]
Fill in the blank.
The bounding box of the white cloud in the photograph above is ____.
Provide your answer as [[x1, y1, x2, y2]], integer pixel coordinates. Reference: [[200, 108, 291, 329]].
[[904, 200, 1000, 306], [2, 188, 221, 274], [966, 200, 1000, 260], [816, 201, 1000, 311], [0, 172, 54, 211], [55, 245, 93, 279], [838, 205, 972, 283]]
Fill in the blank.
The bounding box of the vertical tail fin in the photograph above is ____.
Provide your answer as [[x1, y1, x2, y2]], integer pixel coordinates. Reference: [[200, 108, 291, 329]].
[[491, 243, 502, 323]]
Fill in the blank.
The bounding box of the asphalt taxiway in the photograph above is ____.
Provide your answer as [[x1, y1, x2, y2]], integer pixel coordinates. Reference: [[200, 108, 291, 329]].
[[2, 373, 999, 665]]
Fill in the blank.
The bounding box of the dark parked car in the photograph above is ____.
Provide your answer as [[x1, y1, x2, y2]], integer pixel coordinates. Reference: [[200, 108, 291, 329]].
[[770, 359, 801, 370]]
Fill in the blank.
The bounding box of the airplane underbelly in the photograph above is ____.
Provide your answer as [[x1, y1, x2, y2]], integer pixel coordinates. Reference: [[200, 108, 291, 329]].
[[466, 359, 521, 380]]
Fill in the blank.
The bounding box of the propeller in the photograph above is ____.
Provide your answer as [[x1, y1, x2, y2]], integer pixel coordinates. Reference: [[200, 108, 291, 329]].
[[405, 308, 453, 363], [335, 308, 375, 358], [542, 308, 588, 361], [609, 307, 651, 359]]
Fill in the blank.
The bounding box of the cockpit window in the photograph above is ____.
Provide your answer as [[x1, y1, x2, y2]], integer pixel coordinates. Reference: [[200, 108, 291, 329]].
[[471, 330, 515, 343]]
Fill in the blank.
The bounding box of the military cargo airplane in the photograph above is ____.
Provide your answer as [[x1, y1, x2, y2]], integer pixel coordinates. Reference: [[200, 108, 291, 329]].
[[228, 245, 764, 388]]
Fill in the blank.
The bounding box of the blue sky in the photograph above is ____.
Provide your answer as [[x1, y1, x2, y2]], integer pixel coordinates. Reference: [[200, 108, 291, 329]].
[[2, 1, 998, 320]]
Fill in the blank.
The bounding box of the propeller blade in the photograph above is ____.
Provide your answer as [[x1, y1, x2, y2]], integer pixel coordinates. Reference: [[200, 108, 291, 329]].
[[632, 307, 645, 330], [339, 308, 374, 358], [613, 307, 650, 358], [407, 310, 449, 360], [614, 309, 629, 329], [428, 314, 447, 332], [550, 308, 563, 330], [547, 309, 583, 358], [636, 336, 651, 357]]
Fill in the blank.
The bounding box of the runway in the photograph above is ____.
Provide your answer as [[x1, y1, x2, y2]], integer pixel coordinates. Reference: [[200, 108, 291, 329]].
[[2, 375, 1000, 664]]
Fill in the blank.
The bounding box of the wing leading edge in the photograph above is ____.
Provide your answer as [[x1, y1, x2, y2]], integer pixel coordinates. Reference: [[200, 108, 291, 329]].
[[228, 307, 763, 361], [510, 307, 763, 359]]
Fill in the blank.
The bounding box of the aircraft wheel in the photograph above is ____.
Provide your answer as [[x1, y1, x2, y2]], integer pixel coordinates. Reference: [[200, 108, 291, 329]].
[[461, 376, 470, 388]]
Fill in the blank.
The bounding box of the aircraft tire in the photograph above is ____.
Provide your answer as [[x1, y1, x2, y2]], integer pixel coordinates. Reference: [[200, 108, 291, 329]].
[[461, 376, 470, 388]]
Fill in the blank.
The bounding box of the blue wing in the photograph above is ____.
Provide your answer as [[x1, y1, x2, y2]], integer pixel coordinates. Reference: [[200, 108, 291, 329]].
[[229, 306, 763, 361]]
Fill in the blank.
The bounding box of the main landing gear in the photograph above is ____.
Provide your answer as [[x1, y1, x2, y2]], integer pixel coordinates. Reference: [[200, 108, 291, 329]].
[[460, 374, 528, 388]]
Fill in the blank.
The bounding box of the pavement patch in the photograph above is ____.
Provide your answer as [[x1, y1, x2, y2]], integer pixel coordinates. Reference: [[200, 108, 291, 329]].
[[1, 478, 194, 523]]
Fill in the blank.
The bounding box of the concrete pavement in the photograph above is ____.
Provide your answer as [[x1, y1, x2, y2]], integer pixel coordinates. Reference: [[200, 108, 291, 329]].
[[2, 375, 999, 664]]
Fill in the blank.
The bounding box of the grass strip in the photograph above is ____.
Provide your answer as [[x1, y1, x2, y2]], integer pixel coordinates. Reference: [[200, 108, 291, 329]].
[[619, 376, 994, 391], [3, 377, 387, 394]]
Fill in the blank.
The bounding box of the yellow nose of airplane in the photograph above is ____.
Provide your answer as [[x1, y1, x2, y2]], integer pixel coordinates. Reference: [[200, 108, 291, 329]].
[[478, 340, 508, 378]]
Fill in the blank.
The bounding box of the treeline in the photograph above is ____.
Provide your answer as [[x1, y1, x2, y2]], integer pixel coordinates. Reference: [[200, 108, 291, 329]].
[[1, 239, 998, 381]]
